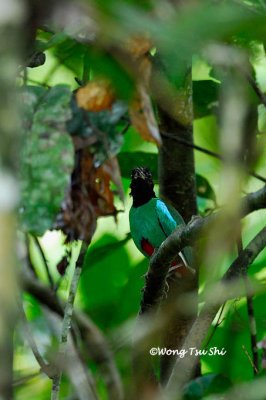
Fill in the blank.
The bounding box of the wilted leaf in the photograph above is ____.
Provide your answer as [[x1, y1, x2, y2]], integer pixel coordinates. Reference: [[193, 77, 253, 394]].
[[20, 85, 74, 235], [124, 35, 152, 59], [103, 157, 124, 203], [129, 85, 161, 145], [57, 151, 122, 242], [125, 35, 152, 83], [76, 79, 115, 112], [81, 48, 135, 100], [68, 96, 127, 167]]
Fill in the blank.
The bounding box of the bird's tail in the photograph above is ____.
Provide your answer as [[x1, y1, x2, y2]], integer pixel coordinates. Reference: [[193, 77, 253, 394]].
[[168, 252, 195, 279]]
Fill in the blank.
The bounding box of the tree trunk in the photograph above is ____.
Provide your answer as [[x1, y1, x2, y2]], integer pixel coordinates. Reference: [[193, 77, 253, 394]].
[[158, 70, 199, 383]]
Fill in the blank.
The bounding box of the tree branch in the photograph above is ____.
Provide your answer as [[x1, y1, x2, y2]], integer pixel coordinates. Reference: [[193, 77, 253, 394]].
[[160, 130, 266, 185], [139, 185, 266, 314], [19, 304, 56, 379], [51, 242, 87, 400], [21, 269, 123, 400], [31, 235, 55, 290], [166, 226, 266, 395], [245, 71, 266, 110]]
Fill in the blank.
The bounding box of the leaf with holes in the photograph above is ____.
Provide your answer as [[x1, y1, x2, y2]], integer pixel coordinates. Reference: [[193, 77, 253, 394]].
[[20, 85, 74, 235]]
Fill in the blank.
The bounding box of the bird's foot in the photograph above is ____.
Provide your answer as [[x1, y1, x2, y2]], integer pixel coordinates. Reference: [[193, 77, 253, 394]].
[[189, 214, 202, 224]]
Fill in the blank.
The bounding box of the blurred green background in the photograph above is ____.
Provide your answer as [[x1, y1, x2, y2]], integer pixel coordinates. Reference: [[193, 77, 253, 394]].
[[15, 1, 266, 399]]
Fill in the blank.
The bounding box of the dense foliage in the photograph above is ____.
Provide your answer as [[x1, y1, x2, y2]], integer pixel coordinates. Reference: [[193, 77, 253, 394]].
[[8, 0, 266, 399]]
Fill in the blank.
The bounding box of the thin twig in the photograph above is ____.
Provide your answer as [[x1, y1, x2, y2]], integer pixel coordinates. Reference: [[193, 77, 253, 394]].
[[21, 270, 123, 400], [160, 130, 266, 184], [13, 371, 40, 387], [45, 309, 99, 400], [120, 122, 131, 136], [165, 226, 266, 396], [245, 71, 266, 109], [242, 344, 259, 375], [26, 235, 38, 278], [203, 303, 226, 349], [51, 242, 87, 400], [237, 235, 259, 375], [32, 235, 55, 290], [19, 304, 56, 380]]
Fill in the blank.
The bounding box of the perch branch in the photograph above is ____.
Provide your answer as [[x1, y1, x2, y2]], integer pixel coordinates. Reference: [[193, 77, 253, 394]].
[[139, 185, 266, 315], [166, 226, 266, 394]]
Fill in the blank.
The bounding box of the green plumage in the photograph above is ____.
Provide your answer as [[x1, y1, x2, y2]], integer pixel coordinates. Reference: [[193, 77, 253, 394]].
[[129, 198, 193, 266]]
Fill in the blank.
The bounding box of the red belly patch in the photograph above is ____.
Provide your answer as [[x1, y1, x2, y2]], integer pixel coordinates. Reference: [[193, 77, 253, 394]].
[[141, 238, 154, 257]]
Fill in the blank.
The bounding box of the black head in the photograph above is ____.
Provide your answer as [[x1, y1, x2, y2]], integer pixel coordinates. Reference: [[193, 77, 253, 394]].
[[130, 167, 156, 207]]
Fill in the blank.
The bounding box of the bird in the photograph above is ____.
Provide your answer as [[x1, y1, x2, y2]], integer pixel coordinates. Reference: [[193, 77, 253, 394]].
[[129, 167, 194, 277]]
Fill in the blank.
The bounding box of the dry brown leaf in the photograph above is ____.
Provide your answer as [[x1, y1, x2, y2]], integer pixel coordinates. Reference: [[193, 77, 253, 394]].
[[76, 79, 115, 112], [103, 157, 124, 203], [129, 85, 162, 146], [81, 154, 116, 217], [125, 35, 152, 59], [57, 151, 122, 242]]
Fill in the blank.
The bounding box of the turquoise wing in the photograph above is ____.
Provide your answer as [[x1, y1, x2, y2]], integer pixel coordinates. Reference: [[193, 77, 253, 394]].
[[156, 199, 194, 268], [155, 200, 177, 236]]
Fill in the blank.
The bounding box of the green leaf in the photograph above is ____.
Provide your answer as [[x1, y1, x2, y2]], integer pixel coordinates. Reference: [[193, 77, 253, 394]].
[[36, 31, 91, 78], [85, 49, 135, 100], [118, 151, 216, 202], [51, 36, 89, 77], [20, 85, 74, 235], [159, 2, 266, 84], [118, 151, 158, 181], [36, 31, 68, 52], [84, 233, 131, 269], [183, 374, 231, 400], [196, 174, 216, 203]]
